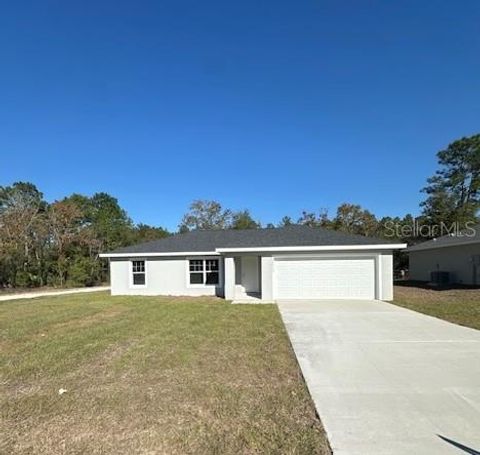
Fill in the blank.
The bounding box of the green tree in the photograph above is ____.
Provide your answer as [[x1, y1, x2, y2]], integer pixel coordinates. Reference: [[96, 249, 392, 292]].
[[47, 199, 87, 286], [421, 134, 480, 228], [333, 203, 378, 236], [0, 182, 166, 288], [297, 211, 317, 227], [0, 182, 47, 287], [133, 223, 170, 242], [278, 216, 294, 227], [87, 193, 133, 250], [67, 256, 102, 287], [297, 209, 331, 228], [179, 200, 233, 231], [231, 210, 260, 229], [56, 193, 126, 285]]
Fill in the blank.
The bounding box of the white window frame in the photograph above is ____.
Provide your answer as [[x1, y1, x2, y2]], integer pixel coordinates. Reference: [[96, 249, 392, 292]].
[[186, 257, 222, 288], [130, 259, 147, 288]]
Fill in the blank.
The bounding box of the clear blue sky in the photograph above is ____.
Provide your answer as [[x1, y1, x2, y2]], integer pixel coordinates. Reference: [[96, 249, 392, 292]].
[[1, 1, 479, 231]]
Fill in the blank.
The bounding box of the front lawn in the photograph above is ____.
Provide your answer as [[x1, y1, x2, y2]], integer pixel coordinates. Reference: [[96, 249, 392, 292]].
[[0, 293, 329, 454], [393, 284, 480, 330]]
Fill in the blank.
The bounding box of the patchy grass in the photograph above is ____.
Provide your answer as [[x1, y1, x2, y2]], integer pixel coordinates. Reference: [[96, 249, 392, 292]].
[[0, 292, 329, 454], [393, 284, 480, 330]]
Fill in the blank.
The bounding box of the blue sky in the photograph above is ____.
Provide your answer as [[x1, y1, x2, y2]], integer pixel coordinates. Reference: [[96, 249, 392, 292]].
[[1, 1, 479, 231]]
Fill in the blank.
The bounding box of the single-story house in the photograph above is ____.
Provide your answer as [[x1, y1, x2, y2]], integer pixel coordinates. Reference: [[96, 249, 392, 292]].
[[100, 225, 406, 302], [407, 225, 480, 285]]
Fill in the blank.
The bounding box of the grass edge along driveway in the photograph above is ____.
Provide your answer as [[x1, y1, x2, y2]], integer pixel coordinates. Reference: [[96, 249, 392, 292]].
[[393, 284, 480, 331]]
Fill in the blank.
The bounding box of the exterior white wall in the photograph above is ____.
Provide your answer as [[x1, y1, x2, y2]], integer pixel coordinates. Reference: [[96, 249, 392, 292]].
[[409, 244, 480, 285], [380, 253, 393, 300], [261, 255, 274, 301], [224, 256, 235, 300], [110, 256, 223, 296], [108, 250, 396, 301]]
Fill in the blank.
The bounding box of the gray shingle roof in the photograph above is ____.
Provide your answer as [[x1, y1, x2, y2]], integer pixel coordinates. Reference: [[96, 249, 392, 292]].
[[106, 225, 395, 254], [407, 224, 480, 252]]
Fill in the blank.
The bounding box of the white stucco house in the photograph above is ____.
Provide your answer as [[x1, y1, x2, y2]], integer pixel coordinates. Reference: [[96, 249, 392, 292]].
[[408, 225, 480, 285], [100, 225, 406, 302]]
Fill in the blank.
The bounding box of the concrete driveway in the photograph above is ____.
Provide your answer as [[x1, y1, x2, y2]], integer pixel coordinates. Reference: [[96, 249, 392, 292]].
[[277, 299, 480, 455]]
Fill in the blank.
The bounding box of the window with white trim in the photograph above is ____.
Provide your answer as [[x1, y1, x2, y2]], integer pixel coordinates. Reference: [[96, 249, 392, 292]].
[[132, 260, 146, 286], [189, 259, 219, 285]]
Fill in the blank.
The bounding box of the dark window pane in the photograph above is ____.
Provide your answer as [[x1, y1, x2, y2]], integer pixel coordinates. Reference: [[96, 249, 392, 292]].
[[190, 273, 203, 284], [206, 272, 219, 285], [206, 260, 219, 271], [132, 261, 145, 272], [133, 273, 145, 285], [189, 260, 203, 271]]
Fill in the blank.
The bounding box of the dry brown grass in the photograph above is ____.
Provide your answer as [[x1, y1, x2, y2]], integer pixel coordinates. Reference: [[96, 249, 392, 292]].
[[393, 284, 480, 330], [0, 292, 329, 454]]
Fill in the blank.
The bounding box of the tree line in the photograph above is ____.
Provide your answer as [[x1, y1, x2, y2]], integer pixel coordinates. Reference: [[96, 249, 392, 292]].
[[0, 186, 169, 288], [179, 199, 415, 240], [1, 133, 478, 288]]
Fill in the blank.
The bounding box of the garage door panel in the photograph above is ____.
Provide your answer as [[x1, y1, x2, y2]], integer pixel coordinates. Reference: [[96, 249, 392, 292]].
[[274, 257, 375, 300]]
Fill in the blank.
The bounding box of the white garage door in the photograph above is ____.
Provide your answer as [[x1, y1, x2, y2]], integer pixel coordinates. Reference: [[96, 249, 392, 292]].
[[274, 257, 376, 300]]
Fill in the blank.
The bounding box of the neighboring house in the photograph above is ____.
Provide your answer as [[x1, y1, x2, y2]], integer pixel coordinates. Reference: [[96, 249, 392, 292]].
[[100, 225, 405, 302], [408, 226, 480, 285]]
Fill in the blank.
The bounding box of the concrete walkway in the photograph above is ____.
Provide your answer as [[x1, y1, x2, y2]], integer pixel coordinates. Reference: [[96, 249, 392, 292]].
[[278, 299, 480, 455], [0, 286, 110, 301]]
